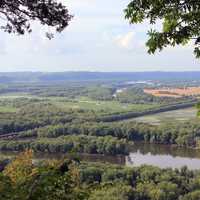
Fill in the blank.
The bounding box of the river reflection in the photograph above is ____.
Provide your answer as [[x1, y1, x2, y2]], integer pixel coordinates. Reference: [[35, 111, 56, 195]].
[[0, 151, 126, 166], [1, 142, 200, 169], [127, 142, 200, 170]]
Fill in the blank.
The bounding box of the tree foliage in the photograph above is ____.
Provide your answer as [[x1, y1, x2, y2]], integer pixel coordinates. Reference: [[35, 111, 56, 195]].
[[3, 150, 34, 184], [125, 0, 200, 58], [0, 135, 130, 155], [0, 0, 72, 38], [1, 150, 200, 200], [0, 151, 88, 200]]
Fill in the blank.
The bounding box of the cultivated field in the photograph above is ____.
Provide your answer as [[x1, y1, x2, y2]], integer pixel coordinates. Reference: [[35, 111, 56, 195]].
[[131, 107, 197, 125], [144, 87, 200, 98]]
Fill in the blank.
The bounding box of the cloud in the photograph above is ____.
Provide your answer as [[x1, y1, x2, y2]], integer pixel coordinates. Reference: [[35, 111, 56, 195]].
[[113, 31, 146, 54], [0, 0, 199, 72], [115, 32, 135, 49]]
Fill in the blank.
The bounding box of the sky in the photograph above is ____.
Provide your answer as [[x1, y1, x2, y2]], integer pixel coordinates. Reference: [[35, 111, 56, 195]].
[[0, 0, 199, 72]]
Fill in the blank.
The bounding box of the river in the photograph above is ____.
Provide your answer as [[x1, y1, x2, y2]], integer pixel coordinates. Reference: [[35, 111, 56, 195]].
[[1, 142, 200, 170], [126, 142, 200, 170]]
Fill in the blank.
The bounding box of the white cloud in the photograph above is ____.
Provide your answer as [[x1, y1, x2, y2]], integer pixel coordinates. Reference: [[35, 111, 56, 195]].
[[0, 0, 199, 72], [115, 32, 135, 49], [113, 31, 146, 54]]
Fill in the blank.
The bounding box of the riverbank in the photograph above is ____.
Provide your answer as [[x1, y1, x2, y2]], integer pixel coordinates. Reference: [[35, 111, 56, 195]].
[[1, 142, 200, 170]]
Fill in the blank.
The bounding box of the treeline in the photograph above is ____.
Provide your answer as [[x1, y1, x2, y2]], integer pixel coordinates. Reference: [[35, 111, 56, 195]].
[[197, 102, 200, 117], [0, 135, 130, 155], [0, 82, 113, 99], [15, 119, 200, 148], [115, 87, 193, 104], [0, 82, 90, 98], [99, 100, 197, 122], [0, 96, 199, 152], [84, 86, 114, 100], [0, 102, 97, 135], [1, 151, 200, 200], [0, 94, 197, 138]]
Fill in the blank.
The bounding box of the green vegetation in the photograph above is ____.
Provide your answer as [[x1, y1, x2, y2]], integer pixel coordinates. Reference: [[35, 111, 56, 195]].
[[0, 75, 200, 199], [0, 91, 198, 154], [133, 107, 197, 125], [1, 151, 200, 200], [1, 117, 200, 150], [125, 0, 200, 58], [53, 98, 156, 115], [196, 102, 200, 117], [0, 106, 17, 113], [115, 87, 190, 104], [0, 135, 130, 155]]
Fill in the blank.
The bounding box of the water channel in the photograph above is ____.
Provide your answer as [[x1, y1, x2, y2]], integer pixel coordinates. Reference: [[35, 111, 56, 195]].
[[1, 142, 200, 170]]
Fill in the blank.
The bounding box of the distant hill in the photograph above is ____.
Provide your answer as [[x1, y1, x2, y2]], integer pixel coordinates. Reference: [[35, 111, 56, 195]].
[[0, 71, 200, 83]]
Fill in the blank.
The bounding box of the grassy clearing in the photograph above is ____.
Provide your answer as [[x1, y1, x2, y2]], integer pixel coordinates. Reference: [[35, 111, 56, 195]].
[[0, 106, 17, 113], [52, 97, 156, 114], [131, 107, 197, 125]]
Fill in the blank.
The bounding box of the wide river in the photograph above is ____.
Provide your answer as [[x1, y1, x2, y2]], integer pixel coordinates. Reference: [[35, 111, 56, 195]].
[[1, 142, 200, 170], [126, 142, 200, 170]]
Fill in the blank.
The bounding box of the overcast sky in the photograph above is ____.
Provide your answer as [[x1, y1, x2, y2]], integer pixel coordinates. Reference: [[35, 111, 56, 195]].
[[0, 0, 199, 72]]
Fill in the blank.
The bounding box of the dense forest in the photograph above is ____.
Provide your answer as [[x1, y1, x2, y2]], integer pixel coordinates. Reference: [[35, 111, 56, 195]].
[[0, 151, 200, 200], [0, 135, 130, 155], [1, 117, 200, 154], [0, 94, 199, 155]]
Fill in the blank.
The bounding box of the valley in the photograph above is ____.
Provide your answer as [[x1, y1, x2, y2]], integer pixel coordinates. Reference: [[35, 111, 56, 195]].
[[0, 72, 200, 168], [1, 72, 200, 200]]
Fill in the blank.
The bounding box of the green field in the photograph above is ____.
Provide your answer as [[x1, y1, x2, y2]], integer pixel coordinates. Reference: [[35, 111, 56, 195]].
[[0, 105, 17, 113], [51, 97, 156, 114], [0, 94, 157, 116], [131, 107, 197, 125], [0, 94, 196, 120]]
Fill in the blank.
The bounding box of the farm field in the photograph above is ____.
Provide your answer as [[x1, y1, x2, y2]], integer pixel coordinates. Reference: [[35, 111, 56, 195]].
[[144, 86, 200, 97], [52, 97, 157, 114], [130, 107, 197, 125]]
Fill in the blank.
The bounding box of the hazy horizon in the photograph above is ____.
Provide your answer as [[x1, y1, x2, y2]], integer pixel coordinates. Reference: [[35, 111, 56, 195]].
[[1, 70, 200, 73]]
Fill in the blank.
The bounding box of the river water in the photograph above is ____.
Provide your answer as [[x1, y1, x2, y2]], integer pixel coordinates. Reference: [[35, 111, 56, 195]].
[[1, 142, 200, 170], [126, 143, 200, 170]]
